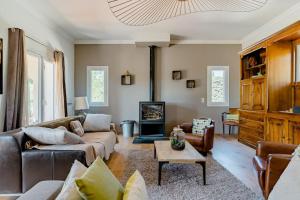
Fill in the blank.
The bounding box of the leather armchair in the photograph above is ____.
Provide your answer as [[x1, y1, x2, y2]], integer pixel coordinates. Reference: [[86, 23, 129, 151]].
[[253, 141, 297, 198], [180, 120, 215, 156]]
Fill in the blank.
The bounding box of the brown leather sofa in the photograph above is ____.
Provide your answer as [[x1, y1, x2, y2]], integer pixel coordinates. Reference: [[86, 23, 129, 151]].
[[180, 119, 215, 156], [253, 141, 297, 198], [0, 116, 87, 194]]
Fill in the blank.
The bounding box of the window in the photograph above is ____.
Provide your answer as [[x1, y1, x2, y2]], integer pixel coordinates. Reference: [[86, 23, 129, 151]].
[[207, 66, 229, 107], [87, 66, 109, 106], [26, 53, 56, 125]]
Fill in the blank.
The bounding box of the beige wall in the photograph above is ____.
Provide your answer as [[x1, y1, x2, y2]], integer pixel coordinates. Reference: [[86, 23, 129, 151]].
[[75, 44, 241, 133]]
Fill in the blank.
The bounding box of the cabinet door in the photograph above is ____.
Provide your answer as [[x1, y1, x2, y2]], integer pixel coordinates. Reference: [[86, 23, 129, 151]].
[[240, 79, 252, 110], [288, 121, 300, 144], [266, 117, 287, 143], [252, 78, 266, 111]]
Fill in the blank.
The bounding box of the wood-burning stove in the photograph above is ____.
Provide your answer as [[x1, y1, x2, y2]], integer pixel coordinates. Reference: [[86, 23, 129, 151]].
[[133, 46, 168, 143], [139, 102, 165, 137]]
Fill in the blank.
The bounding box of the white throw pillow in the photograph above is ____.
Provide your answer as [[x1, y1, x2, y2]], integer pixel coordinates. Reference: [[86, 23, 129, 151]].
[[83, 114, 112, 132], [22, 127, 84, 145], [56, 160, 87, 200], [123, 170, 149, 200], [192, 118, 212, 136]]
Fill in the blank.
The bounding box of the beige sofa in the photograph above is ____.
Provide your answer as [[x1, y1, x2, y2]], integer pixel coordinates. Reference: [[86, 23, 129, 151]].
[[33, 115, 118, 165]]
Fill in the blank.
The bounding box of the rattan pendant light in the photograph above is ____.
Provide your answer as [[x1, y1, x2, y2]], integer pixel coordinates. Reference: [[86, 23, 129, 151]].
[[108, 0, 267, 26]]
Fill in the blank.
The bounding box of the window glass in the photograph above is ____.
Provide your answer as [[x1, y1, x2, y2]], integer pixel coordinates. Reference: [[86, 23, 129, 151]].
[[211, 70, 225, 103], [87, 66, 108, 106], [207, 66, 229, 107], [91, 70, 105, 103], [27, 54, 41, 125], [43, 61, 55, 121], [26, 53, 56, 125]]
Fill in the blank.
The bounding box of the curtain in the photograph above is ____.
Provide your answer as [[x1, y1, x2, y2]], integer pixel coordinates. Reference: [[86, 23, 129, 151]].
[[4, 28, 27, 131], [54, 51, 67, 118]]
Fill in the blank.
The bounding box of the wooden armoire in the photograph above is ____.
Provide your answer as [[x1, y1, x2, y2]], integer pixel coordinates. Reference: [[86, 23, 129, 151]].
[[238, 21, 300, 148]]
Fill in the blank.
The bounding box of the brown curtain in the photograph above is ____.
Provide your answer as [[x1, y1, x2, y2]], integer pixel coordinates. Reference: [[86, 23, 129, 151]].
[[54, 51, 67, 118], [4, 28, 26, 131]]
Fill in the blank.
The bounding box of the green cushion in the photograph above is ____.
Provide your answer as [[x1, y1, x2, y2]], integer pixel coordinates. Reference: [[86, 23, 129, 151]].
[[225, 114, 239, 121], [75, 157, 124, 200]]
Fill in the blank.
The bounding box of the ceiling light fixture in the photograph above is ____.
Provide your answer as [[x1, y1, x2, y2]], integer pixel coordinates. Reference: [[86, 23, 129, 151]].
[[107, 0, 267, 26]]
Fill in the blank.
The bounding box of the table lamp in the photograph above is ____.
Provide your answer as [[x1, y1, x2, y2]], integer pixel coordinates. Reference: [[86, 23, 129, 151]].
[[75, 96, 89, 115]]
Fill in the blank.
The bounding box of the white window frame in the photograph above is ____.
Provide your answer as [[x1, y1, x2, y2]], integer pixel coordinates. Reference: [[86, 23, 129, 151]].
[[207, 66, 229, 107], [87, 66, 109, 107]]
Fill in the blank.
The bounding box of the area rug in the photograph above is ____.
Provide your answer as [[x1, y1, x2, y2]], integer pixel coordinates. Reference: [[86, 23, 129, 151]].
[[120, 149, 263, 200]]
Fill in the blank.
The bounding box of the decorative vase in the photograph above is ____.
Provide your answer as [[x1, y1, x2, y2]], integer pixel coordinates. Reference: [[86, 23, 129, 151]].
[[170, 126, 185, 151]]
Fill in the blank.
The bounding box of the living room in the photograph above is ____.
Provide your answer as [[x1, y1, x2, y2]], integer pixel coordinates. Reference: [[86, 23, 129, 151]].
[[0, 0, 300, 200]]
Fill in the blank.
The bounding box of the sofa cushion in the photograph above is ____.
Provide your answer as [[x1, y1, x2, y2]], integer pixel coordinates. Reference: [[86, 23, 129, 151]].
[[81, 131, 117, 160], [70, 120, 85, 137], [17, 180, 64, 200], [56, 160, 87, 200], [22, 127, 84, 145], [83, 114, 112, 132], [76, 157, 124, 200], [123, 170, 148, 200]]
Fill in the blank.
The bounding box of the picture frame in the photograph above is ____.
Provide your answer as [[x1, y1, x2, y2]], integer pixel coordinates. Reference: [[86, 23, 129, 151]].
[[186, 80, 195, 88], [0, 38, 3, 94], [121, 74, 132, 85], [172, 70, 182, 80]]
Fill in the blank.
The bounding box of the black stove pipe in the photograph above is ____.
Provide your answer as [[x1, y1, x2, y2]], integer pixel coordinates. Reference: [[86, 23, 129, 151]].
[[149, 46, 156, 102]]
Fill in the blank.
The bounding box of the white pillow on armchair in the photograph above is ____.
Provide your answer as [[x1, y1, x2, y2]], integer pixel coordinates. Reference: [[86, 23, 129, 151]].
[[83, 114, 112, 132]]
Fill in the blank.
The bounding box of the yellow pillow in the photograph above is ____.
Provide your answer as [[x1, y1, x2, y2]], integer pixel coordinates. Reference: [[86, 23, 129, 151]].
[[75, 157, 124, 200], [123, 170, 149, 200]]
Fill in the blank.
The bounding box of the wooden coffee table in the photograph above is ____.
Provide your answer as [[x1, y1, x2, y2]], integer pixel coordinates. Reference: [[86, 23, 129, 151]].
[[154, 140, 207, 186]]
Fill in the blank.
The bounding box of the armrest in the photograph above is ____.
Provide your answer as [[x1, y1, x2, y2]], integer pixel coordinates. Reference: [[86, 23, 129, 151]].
[[22, 149, 86, 192], [256, 141, 297, 159], [180, 123, 193, 133], [203, 125, 215, 151], [0, 135, 22, 193], [264, 154, 293, 198], [17, 180, 64, 200]]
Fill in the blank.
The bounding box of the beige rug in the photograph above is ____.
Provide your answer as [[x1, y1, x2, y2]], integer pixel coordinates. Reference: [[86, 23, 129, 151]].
[[120, 149, 263, 200]]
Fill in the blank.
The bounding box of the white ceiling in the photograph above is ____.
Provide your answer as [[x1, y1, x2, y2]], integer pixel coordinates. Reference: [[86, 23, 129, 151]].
[[17, 0, 300, 43]]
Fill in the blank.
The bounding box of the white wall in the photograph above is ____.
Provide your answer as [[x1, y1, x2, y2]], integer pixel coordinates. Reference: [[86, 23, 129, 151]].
[[0, 0, 75, 131], [242, 2, 300, 49]]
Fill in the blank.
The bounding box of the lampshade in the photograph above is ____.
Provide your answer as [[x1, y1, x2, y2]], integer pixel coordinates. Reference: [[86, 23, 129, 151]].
[[75, 97, 89, 110], [107, 0, 267, 26]]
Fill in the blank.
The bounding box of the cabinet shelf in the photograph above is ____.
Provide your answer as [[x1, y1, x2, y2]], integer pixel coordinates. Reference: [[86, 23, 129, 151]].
[[246, 63, 266, 70]]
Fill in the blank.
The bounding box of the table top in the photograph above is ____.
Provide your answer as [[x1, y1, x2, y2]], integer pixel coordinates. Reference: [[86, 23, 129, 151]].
[[154, 140, 206, 163], [268, 155, 300, 200]]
